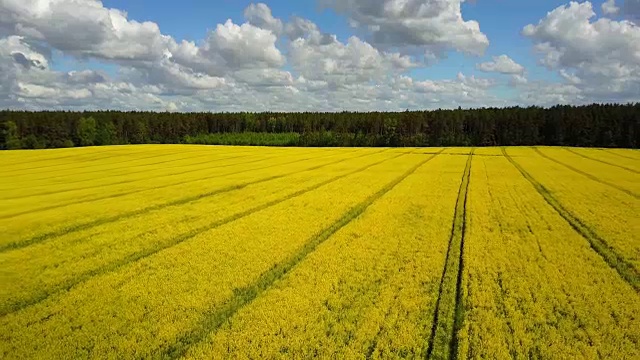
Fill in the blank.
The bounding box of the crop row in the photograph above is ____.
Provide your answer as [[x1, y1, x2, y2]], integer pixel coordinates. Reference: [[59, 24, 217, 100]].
[[0, 151, 432, 358], [0, 148, 376, 244], [457, 152, 639, 358], [508, 147, 640, 276], [183, 151, 471, 359], [0, 146, 638, 359], [1, 150, 411, 316]]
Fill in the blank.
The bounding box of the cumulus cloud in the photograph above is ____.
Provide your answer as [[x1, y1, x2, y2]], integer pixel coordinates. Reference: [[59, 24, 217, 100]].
[[205, 20, 285, 69], [156, 19, 287, 93], [523, 1, 640, 103], [516, 81, 585, 106], [414, 73, 493, 96], [64, 70, 107, 84], [233, 68, 295, 87], [0, 1, 285, 76], [476, 55, 525, 75], [0, 36, 49, 70], [0, 1, 637, 111], [320, 0, 489, 57], [16, 82, 92, 100], [601, 0, 640, 22], [602, 0, 620, 15], [0, 33, 183, 111], [509, 74, 528, 86], [0, 0, 173, 61], [289, 34, 416, 87], [126, 60, 227, 93], [244, 3, 284, 35], [0, 1, 292, 108], [386, 72, 503, 108]]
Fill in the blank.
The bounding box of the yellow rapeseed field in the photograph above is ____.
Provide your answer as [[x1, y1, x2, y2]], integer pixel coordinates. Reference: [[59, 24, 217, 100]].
[[0, 145, 638, 359]]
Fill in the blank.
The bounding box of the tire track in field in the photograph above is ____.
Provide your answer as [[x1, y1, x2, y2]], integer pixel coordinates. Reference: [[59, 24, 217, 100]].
[[0, 150, 419, 317], [2, 152, 264, 200], [158, 150, 444, 360], [564, 148, 640, 174], [425, 151, 473, 360], [0, 151, 339, 222], [503, 148, 640, 292], [0, 150, 384, 252], [4, 147, 218, 180], [532, 147, 639, 199], [601, 149, 640, 161]]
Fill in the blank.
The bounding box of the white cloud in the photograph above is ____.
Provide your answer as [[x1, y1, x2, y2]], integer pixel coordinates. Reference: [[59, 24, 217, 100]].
[[233, 68, 295, 87], [289, 34, 416, 87], [0, 34, 183, 111], [244, 3, 284, 34], [516, 81, 585, 106], [393, 72, 503, 108], [0, 1, 637, 112], [509, 74, 528, 86], [600, 0, 640, 22], [0, 35, 49, 70], [0, 1, 285, 77], [167, 19, 285, 80], [205, 20, 285, 69], [320, 0, 489, 57], [127, 60, 227, 92], [284, 16, 337, 46], [16, 82, 92, 100], [523, 1, 640, 103], [64, 70, 107, 84], [602, 0, 620, 15], [0, 1, 289, 107], [0, 0, 172, 61], [477, 55, 525, 75]]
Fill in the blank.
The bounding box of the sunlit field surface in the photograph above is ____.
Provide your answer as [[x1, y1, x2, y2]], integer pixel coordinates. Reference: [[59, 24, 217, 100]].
[[0, 145, 638, 359]]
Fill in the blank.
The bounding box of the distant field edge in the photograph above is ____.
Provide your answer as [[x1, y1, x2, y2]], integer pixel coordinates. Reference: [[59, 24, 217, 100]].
[[3, 142, 640, 152]]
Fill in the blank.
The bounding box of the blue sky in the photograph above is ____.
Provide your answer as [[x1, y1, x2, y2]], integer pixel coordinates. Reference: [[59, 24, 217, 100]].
[[1, 0, 638, 111]]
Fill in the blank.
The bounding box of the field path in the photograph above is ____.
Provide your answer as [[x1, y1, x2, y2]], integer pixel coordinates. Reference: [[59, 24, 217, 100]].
[[426, 150, 472, 360]]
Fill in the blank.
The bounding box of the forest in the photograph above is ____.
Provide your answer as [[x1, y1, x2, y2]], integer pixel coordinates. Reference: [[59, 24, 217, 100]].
[[1, 103, 638, 149]]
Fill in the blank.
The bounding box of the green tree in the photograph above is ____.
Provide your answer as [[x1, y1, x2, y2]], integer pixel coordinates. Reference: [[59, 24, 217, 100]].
[[23, 134, 45, 149], [96, 120, 117, 145], [2, 121, 22, 150], [77, 116, 97, 146], [382, 117, 399, 146]]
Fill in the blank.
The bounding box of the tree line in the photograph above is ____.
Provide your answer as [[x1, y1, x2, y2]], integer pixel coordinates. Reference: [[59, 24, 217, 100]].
[[1, 103, 638, 149]]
